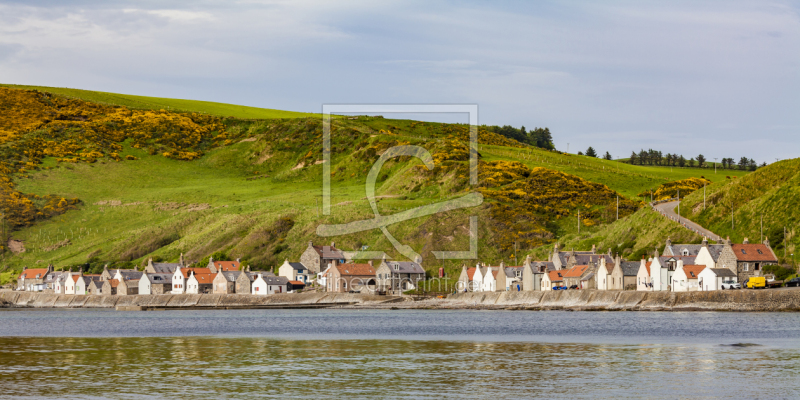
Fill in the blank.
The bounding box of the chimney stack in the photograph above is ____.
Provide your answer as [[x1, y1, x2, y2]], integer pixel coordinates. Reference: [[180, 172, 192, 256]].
[[743, 237, 750, 244]]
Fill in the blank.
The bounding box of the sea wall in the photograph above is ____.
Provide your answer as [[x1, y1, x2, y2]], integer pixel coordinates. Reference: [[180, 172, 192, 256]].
[[446, 290, 800, 311], [0, 291, 390, 309]]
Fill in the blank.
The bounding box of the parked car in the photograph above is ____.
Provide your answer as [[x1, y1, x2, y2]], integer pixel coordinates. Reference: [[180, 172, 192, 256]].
[[569, 285, 579, 290], [785, 277, 800, 287], [720, 281, 741, 290]]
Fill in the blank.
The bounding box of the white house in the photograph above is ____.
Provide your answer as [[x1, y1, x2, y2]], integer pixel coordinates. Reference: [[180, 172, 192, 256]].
[[252, 274, 289, 295], [671, 261, 705, 292], [472, 264, 486, 292], [481, 267, 498, 292], [697, 267, 738, 291], [595, 258, 611, 290], [636, 259, 652, 291], [171, 266, 213, 294], [650, 255, 697, 291], [64, 274, 80, 295], [186, 271, 214, 294]]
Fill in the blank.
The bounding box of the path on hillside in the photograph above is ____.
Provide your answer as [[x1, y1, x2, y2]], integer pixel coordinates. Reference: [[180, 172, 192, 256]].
[[653, 201, 722, 241]]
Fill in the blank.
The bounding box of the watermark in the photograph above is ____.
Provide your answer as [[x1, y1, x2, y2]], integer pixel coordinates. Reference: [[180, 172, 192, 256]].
[[316, 104, 482, 261]]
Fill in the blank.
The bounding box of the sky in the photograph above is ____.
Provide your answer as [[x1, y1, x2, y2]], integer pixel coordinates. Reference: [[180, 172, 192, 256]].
[[1, 0, 798, 162]]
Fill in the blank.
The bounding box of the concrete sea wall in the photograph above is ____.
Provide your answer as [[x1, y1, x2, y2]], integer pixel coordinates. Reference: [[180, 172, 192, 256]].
[[446, 290, 800, 311], [0, 291, 390, 309]]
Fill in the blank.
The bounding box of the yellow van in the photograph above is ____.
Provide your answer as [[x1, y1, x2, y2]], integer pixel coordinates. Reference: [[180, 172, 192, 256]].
[[746, 276, 766, 289]]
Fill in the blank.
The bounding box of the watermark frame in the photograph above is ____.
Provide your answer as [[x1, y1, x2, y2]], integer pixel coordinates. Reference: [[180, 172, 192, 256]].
[[318, 104, 481, 261]]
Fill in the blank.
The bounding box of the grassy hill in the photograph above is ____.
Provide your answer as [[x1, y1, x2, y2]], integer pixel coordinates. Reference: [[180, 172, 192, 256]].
[[0, 84, 316, 119], [678, 158, 800, 264], [0, 85, 756, 284]]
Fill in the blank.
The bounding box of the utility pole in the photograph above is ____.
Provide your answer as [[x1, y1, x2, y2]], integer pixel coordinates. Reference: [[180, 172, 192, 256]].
[[714, 158, 718, 174], [616, 196, 619, 221], [703, 184, 706, 211], [578, 211, 580, 234], [761, 214, 763, 243], [677, 189, 680, 223], [731, 203, 734, 230], [514, 241, 518, 265]]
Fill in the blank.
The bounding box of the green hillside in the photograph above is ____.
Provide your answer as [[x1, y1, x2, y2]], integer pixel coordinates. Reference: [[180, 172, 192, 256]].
[[0, 83, 316, 119], [0, 85, 757, 284], [678, 158, 800, 264]]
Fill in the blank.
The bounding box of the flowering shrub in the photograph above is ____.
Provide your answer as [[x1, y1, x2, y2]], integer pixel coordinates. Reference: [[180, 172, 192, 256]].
[[638, 177, 711, 201]]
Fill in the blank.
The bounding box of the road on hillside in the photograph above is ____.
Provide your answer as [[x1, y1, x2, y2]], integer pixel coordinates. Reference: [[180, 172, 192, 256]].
[[653, 201, 722, 241]]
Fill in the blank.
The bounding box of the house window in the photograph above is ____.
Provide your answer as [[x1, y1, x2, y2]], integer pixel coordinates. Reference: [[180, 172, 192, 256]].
[[682, 250, 689, 256], [743, 263, 749, 271]]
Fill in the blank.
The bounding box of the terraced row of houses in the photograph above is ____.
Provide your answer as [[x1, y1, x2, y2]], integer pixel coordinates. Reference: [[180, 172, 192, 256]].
[[457, 237, 778, 292], [16, 241, 427, 296]]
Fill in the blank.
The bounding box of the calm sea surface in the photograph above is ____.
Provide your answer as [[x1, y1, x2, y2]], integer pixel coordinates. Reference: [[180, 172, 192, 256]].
[[1, 309, 799, 399]]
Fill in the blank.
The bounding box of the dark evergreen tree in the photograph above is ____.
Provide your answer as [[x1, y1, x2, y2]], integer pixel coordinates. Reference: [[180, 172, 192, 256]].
[[697, 154, 706, 168], [604, 151, 612, 160], [585, 146, 597, 157]]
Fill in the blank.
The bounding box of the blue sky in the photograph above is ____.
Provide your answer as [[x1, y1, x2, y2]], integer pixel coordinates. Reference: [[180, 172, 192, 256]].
[[1, 1, 798, 161]]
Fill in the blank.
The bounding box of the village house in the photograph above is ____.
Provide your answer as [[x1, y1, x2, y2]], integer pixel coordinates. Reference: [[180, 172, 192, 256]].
[[562, 265, 591, 289], [213, 270, 240, 294], [650, 252, 698, 291], [300, 241, 346, 274], [139, 273, 172, 295], [53, 271, 71, 294], [64, 271, 82, 295], [457, 265, 477, 292], [636, 258, 652, 291], [672, 261, 706, 292], [17, 266, 53, 292], [596, 257, 611, 290], [500, 265, 524, 291], [541, 270, 564, 290], [697, 267, 738, 291], [117, 277, 139, 296], [278, 260, 313, 284], [481, 266, 499, 292], [171, 266, 213, 294], [522, 257, 551, 292], [75, 275, 100, 295], [252, 274, 289, 295], [101, 279, 119, 296], [186, 271, 214, 294], [326, 262, 376, 293], [472, 264, 487, 292], [619, 261, 641, 290], [375, 258, 425, 293], [288, 280, 305, 292], [715, 238, 778, 282], [88, 278, 104, 295], [42, 269, 61, 293]]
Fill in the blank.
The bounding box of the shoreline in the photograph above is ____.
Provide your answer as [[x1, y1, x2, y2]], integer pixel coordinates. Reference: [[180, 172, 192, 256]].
[[3, 289, 800, 311]]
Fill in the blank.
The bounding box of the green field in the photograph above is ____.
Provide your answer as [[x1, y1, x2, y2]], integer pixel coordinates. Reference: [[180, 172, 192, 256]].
[[0, 83, 317, 119]]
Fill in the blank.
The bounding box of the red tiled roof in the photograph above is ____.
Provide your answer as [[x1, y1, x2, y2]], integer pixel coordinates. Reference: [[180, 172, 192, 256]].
[[180, 268, 212, 279], [190, 273, 215, 283], [491, 270, 499, 278], [213, 261, 240, 271], [288, 280, 305, 285], [731, 244, 777, 262], [72, 275, 80, 283], [336, 263, 376, 276], [683, 265, 706, 279], [467, 267, 476, 280], [548, 270, 563, 282], [18, 268, 49, 280], [563, 265, 589, 278], [109, 279, 119, 288], [645, 262, 652, 275]]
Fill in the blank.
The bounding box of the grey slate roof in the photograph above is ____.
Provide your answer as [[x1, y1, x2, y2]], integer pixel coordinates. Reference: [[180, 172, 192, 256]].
[[288, 262, 307, 272], [151, 263, 181, 274], [710, 268, 737, 278], [115, 270, 143, 280], [664, 244, 725, 261], [220, 271, 241, 282], [530, 261, 555, 272], [571, 254, 613, 266], [259, 276, 289, 285], [504, 267, 524, 278], [146, 273, 173, 284], [620, 262, 641, 276], [383, 261, 425, 274]]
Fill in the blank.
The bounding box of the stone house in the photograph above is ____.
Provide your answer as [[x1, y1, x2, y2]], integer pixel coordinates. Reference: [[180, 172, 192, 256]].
[[500, 266, 524, 291], [300, 241, 346, 274], [207, 257, 241, 273], [213, 270, 239, 294], [715, 237, 778, 282], [326, 263, 376, 293], [522, 257, 550, 291], [101, 279, 119, 296], [278, 260, 313, 284], [235, 270, 254, 294], [457, 265, 477, 292], [252, 274, 289, 295], [17, 266, 52, 292], [697, 267, 738, 291], [619, 261, 641, 290], [186, 271, 214, 294], [375, 258, 425, 293], [117, 277, 139, 295], [42, 269, 62, 293], [88, 278, 104, 295], [75, 275, 100, 295], [139, 273, 172, 295]]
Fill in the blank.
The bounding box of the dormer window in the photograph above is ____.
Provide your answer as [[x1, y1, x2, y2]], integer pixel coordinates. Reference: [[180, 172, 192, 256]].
[[394, 264, 399, 271], [682, 250, 689, 256], [757, 249, 763, 254]]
